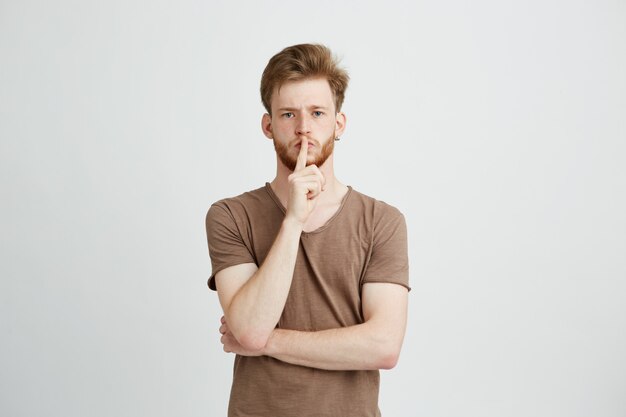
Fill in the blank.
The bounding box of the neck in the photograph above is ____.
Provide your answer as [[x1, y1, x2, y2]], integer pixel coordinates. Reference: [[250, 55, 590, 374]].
[[270, 153, 346, 208]]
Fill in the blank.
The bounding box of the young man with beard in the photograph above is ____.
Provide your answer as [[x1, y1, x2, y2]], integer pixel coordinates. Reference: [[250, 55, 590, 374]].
[[205, 43, 410, 417]]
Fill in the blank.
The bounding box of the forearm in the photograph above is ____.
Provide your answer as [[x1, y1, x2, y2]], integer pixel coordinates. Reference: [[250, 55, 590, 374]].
[[264, 322, 401, 371], [226, 218, 303, 349]]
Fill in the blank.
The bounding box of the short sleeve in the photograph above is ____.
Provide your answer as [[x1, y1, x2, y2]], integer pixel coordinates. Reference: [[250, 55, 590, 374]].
[[205, 202, 256, 291], [361, 206, 410, 291]]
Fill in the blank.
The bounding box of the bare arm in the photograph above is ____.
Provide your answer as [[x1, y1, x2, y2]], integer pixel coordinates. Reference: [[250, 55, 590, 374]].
[[220, 282, 409, 370], [215, 138, 325, 351], [215, 218, 302, 351]]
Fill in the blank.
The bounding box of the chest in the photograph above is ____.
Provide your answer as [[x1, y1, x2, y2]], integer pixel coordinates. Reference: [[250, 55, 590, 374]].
[[280, 220, 373, 330], [302, 203, 342, 233]]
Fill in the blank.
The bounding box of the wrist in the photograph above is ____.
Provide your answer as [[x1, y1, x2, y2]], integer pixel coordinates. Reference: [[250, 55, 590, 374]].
[[282, 216, 304, 233], [264, 328, 283, 357]]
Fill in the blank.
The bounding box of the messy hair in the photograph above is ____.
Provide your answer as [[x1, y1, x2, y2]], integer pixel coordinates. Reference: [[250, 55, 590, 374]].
[[260, 43, 350, 115]]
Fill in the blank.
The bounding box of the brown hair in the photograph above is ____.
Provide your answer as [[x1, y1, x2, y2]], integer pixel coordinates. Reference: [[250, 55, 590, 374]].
[[260, 43, 350, 115]]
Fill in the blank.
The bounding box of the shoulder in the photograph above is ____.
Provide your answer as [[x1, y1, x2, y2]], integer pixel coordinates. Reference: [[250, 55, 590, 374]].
[[206, 185, 270, 220], [348, 187, 406, 224]]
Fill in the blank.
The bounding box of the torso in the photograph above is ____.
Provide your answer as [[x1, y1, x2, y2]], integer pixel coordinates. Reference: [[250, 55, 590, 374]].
[[207, 183, 408, 417]]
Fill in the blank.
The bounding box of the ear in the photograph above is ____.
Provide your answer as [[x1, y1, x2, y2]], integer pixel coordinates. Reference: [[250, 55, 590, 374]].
[[261, 113, 273, 139], [334, 111, 347, 138]]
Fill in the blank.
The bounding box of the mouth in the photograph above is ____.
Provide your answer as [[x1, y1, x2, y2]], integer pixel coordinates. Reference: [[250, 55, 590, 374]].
[[295, 142, 315, 149]]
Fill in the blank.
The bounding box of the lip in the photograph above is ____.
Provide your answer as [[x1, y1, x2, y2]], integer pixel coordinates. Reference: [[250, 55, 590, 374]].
[[295, 143, 315, 148]]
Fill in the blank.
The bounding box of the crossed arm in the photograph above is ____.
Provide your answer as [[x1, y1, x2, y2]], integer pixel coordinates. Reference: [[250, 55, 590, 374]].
[[217, 274, 408, 371], [214, 215, 408, 371]]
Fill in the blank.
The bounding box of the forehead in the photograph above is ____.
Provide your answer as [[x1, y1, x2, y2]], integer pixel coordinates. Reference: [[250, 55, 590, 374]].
[[271, 78, 334, 109]]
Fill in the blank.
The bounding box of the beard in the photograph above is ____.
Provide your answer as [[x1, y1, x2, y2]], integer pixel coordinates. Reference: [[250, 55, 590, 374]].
[[273, 133, 335, 172]]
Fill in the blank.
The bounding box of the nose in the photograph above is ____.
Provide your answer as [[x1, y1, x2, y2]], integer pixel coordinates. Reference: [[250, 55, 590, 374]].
[[295, 114, 311, 136]]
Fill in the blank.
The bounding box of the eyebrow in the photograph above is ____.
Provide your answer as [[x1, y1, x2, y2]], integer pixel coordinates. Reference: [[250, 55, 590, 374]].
[[277, 106, 330, 111]]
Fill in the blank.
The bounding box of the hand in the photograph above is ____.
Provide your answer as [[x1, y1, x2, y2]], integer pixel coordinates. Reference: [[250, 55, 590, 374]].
[[285, 138, 326, 227], [219, 316, 264, 357]]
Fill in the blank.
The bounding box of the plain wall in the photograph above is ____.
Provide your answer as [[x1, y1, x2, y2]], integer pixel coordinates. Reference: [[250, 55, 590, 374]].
[[1, 0, 625, 416]]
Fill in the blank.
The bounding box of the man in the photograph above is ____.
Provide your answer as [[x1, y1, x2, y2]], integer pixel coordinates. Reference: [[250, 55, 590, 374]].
[[205, 43, 410, 417]]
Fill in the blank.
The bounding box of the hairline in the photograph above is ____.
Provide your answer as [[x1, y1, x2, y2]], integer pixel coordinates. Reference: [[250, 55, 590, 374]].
[[269, 76, 338, 116]]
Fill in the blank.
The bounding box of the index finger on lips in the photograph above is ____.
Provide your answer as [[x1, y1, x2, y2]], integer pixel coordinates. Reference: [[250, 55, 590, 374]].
[[295, 138, 308, 172]]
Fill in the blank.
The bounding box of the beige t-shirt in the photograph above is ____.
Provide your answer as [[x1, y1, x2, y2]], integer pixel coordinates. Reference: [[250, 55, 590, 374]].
[[205, 183, 410, 417]]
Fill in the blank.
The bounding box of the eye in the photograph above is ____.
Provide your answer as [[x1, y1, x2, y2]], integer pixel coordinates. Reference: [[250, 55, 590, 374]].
[[282, 112, 294, 118], [313, 111, 324, 117]]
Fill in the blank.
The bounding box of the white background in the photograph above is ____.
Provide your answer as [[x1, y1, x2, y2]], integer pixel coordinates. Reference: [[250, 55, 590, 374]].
[[1, 1, 625, 416]]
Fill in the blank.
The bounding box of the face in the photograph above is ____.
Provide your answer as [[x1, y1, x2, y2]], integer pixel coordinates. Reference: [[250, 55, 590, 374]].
[[262, 77, 346, 171]]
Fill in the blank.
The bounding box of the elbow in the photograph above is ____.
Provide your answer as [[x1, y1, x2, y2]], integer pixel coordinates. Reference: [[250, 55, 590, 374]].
[[376, 344, 402, 370], [236, 330, 271, 352], [378, 353, 400, 370], [224, 312, 272, 352]]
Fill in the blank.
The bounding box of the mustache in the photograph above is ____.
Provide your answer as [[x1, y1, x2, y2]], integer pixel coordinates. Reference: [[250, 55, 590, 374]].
[[291, 138, 319, 147]]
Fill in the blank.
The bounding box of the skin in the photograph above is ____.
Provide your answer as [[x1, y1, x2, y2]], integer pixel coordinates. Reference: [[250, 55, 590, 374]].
[[214, 77, 408, 371], [263, 76, 348, 223]]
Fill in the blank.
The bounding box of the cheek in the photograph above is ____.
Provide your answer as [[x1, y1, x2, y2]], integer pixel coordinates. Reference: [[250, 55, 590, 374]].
[[273, 120, 291, 133]]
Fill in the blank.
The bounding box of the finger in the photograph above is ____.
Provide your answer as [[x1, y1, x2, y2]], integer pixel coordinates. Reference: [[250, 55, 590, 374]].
[[308, 165, 326, 190], [290, 176, 322, 196], [297, 165, 326, 190], [301, 181, 323, 199], [308, 190, 322, 200], [295, 138, 308, 172], [293, 172, 323, 182]]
